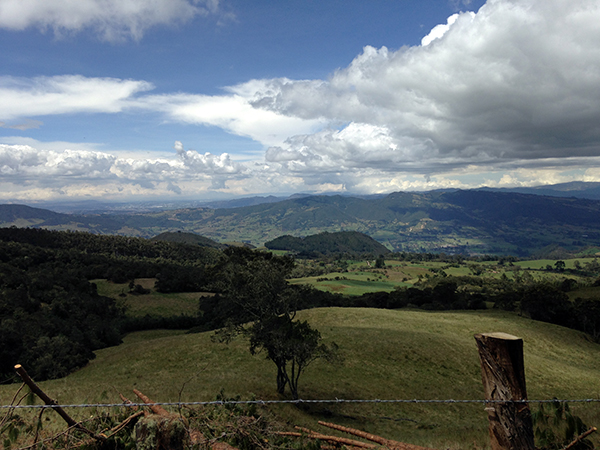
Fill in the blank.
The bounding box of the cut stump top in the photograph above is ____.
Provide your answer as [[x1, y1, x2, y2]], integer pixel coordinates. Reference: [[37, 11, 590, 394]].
[[476, 332, 521, 341]]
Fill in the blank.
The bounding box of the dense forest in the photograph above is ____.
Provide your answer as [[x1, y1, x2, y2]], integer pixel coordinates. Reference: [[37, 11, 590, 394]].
[[2, 226, 600, 384], [0, 227, 222, 381], [264, 231, 390, 256]]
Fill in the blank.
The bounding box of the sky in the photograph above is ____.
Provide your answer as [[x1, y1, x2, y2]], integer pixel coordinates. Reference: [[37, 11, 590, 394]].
[[1, 0, 600, 203]]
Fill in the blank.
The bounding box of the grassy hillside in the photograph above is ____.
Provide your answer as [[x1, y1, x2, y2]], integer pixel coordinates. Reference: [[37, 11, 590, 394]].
[[3, 308, 599, 449]]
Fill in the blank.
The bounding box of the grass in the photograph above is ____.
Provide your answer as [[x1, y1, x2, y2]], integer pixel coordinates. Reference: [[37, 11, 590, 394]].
[[513, 257, 599, 271], [3, 308, 600, 449], [568, 285, 600, 300], [93, 278, 209, 317], [290, 270, 406, 295]]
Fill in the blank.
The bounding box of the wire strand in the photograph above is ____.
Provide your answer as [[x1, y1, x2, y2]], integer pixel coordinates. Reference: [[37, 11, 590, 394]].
[[2, 398, 599, 410]]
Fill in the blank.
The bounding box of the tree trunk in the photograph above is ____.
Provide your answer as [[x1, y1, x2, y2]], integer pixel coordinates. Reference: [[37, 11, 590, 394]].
[[276, 363, 288, 394], [289, 359, 303, 400], [474, 333, 534, 450]]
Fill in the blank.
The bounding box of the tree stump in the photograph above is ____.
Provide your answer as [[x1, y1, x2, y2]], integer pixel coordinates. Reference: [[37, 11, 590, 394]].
[[474, 332, 535, 450]]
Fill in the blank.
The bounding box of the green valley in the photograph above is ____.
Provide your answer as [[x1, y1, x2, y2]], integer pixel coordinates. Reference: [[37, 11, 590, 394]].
[[2, 224, 600, 449]]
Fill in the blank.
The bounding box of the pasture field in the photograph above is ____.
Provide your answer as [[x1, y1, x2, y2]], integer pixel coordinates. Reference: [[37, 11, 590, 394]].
[[93, 278, 207, 317], [514, 259, 583, 270], [290, 256, 600, 296], [2, 308, 600, 449], [289, 271, 406, 295]]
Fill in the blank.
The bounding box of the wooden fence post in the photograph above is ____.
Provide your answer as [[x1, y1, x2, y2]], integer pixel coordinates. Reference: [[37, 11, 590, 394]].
[[474, 333, 535, 450]]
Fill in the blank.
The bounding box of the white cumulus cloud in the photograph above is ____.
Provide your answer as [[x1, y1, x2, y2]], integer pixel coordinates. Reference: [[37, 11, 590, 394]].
[[245, 0, 600, 178], [4, 0, 600, 200], [132, 86, 325, 147], [0, 76, 153, 121], [0, 144, 116, 179], [0, 139, 258, 200], [0, 0, 221, 41], [421, 13, 461, 46]]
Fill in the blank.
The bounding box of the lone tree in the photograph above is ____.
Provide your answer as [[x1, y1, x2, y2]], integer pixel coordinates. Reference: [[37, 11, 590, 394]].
[[554, 260, 566, 272], [248, 314, 338, 398], [213, 248, 339, 399]]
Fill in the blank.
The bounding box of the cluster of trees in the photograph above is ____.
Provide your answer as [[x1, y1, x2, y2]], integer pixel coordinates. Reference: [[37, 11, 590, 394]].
[[506, 280, 600, 341], [0, 227, 222, 290], [0, 228, 224, 382], [0, 227, 222, 266], [352, 271, 600, 343], [328, 265, 600, 345], [0, 240, 123, 382]]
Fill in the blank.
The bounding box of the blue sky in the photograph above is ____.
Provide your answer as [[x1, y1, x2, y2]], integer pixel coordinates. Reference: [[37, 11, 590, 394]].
[[1, 0, 599, 203]]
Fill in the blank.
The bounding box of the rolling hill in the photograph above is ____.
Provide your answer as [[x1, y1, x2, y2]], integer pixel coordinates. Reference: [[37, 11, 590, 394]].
[[2, 189, 600, 255], [265, 231, 391, 255], [150, 231, 226, 249], [2, 308, 599, 449]]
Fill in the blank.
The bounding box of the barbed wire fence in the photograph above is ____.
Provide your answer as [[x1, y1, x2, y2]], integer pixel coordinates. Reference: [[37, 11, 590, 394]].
[[2, 397, 600, 410], [3, 334, 600, 450]]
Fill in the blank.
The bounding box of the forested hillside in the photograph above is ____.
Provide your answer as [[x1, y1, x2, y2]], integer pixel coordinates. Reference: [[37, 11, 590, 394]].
[[150, 231, 226, 248], [0, 228, 342, 382], [264, 231, 391, 256], [0, 228, 225, 382]]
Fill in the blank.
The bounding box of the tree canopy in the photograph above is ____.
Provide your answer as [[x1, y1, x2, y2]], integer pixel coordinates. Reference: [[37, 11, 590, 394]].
[[212, 247, 339, 399]]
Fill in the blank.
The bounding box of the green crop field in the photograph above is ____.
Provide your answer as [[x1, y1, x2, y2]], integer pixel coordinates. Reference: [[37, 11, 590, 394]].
[[2, 308, 599, 449]]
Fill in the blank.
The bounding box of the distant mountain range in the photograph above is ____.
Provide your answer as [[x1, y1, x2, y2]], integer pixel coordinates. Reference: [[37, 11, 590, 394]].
[[480, 181, 600, 200], [2, 184, 600, 256], [15, 181, 600, 214]]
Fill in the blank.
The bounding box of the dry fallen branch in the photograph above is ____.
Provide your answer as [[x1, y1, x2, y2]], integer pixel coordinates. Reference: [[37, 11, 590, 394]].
[[14, 364, 105, 442], [133, 388, 171, 416], [104, 410, 145, 438], [211, 442, 239, 450], [16, 419, 97, 450], [0, 382, 26, 428], [318, 420, 438, 450], [189, 430, 240, 450], [294, 426, 378, 448], [562, 426, 597, 450], [274, 431, 366, 449], [318, 420, 392, 446], [132, 389, 238, 449], [32, 407, 46, 447], [118, 392, 139, 410]]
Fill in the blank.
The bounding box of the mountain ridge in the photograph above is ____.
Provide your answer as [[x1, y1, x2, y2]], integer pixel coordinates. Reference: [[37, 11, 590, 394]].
[[2, 188, 600, 256], [11, 181, 600, 214]]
